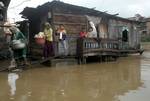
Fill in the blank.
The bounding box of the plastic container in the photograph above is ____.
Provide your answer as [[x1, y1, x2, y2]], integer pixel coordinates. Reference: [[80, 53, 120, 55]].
[[35, 38, 45, 45], [12, 40, 26, 49]]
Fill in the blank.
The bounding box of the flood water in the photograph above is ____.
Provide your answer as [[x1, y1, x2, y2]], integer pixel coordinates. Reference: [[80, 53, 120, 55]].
[[0, 52, 150, 101]]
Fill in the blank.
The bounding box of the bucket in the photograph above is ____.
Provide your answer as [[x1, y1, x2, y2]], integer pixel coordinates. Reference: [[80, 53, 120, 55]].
[[12, 40, 26, 49], [35, 38, 45, 45]]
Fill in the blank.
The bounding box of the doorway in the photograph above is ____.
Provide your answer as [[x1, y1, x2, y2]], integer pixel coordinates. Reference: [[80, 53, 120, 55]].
[[122, 29, 128, 42]]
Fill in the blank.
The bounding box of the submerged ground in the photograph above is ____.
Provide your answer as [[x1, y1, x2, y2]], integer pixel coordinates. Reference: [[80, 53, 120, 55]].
[[0, 43, 150, 101]]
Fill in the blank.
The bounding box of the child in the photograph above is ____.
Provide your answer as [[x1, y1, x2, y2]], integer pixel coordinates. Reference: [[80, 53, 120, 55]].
[[79, 28, 87, 38], [56, 24, 68, 56]]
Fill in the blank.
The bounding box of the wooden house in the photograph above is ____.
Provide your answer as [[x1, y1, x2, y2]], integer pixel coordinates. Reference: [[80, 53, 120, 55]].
[[20, 1, 143, 62]]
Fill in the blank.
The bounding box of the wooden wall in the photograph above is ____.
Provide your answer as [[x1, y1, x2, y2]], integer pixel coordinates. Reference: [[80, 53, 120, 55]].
[[108, 19, 141, 49], [28, 12, 88, 57], [53, 13, 87, 34], [52, 13, 88, 56]]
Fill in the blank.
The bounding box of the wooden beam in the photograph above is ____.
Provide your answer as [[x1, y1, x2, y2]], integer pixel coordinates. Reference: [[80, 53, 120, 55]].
[[53, 22, 86, 25], [53, 13, 84, 18]]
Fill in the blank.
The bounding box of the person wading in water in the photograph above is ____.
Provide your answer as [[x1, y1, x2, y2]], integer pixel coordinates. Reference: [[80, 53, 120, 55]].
[[9, 26, 29, 69]]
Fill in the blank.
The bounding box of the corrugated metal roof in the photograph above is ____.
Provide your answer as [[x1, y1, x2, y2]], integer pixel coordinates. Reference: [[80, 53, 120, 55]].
[[20, 1, 141, 23]]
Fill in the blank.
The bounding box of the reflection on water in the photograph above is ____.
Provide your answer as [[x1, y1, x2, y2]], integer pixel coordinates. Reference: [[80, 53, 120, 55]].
[[0, 52, 150, 101], [8, 73, 19, 97], [118, 51, 150, 101]]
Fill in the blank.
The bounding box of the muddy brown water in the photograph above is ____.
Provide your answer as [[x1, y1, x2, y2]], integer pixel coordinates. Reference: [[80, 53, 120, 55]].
[[0, 51, 150, 101]]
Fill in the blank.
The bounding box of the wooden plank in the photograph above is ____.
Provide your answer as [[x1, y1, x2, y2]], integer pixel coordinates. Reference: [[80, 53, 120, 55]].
[[54, 24, 86, 34], [53, 15, 86, 23], [84, 48, 119, 53], [53, 22, 86, 25], [53, 13, 85, 18], [119, 49, 144, 53], [83, 52, 118, 57], [52, 12, 88, 35], [53, 13, 87, 25]]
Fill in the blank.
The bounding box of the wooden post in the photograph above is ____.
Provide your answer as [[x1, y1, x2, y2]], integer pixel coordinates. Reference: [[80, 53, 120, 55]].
[[83, 57, 87, 64]]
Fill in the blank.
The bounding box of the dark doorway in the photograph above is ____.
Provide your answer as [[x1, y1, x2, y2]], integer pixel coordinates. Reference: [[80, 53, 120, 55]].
[[122, 29, 128, 42]]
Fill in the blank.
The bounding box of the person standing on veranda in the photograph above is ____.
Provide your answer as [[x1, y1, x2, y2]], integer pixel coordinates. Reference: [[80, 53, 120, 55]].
[[43, 22, 54, 58], [56, 24, 68, 56]]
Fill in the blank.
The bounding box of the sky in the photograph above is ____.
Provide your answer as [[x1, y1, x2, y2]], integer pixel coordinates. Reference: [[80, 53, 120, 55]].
[[7, 0, 150, 22]]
